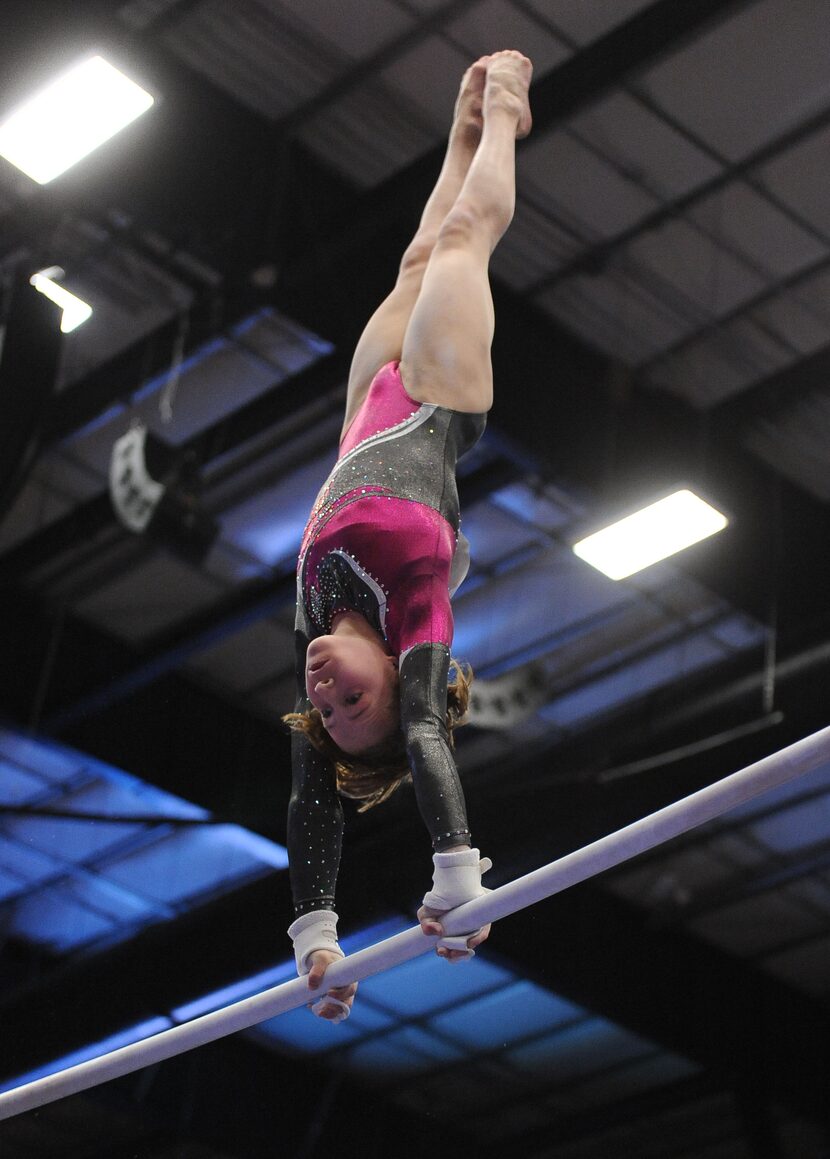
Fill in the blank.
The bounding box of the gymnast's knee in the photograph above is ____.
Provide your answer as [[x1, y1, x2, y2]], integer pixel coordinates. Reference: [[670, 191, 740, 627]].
[[434, 200, 504, 254], [399, 234, 438, 281]]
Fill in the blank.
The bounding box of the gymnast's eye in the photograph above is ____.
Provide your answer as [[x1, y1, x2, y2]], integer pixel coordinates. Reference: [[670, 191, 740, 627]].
[[321, 708, 332, 720], [345, 693, 362, 707]]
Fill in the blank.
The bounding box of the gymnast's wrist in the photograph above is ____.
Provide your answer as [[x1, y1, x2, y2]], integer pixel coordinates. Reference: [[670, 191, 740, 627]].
[[288, 909, 344, 975], [422, 847, 492, 912]]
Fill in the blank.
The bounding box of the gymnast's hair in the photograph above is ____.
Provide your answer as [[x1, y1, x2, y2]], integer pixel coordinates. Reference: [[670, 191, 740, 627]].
[[283, 659, 473, 811]]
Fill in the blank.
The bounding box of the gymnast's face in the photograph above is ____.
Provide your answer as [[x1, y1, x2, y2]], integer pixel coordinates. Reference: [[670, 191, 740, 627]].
[[305, 633, 399, 755]]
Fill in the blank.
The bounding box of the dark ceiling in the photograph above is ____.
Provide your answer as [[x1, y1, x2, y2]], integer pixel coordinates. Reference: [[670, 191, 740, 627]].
[[1, 2, 829, 1157]]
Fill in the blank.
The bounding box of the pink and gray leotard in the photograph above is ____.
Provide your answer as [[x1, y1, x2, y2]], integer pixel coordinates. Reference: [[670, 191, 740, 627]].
[[288, 362, 486, 916]]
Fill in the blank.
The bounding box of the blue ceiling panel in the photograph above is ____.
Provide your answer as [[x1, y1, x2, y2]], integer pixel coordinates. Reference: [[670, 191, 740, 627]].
[[252, 1003, 366, 1054], [333, 999, 397, 1036], [539, 630, 727, 727], [66, 872, 163, 923], [0, 866, 24, 903], [507, 1017, 652, 1079], [0, 761, 52, 804], [73, 763, 212, 820], [2, 807, 142, 864], [230, 308, 334, 372], [343, 1024, 465, 1077], [724, 760, 830, 825], [429, 979, 583, 1050], [357, 951, 513, 1018], [0, 835, 69, 893], [708, 612, 766, 650], [10, 885, 120, 952], [490, 480, 575, 533], [453, 550, 628, 668], [0, 731, 83, 784], [550, 1050, 700, 1116], [748, 792, 830, 854], [461, 501, 541, 568], [0, 728, 288, 956], [101, 823, 287, 905], [220, 452, 334, 566], [338, 916, 412, 952], [172, 961, 296, 1021]]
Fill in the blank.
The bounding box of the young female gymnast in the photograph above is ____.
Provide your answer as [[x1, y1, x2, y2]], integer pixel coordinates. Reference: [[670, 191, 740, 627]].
[[284, 50, 533, 1021]]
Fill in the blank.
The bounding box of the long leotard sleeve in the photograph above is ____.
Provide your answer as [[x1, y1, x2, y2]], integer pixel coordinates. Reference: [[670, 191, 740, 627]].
[[286, 603, 343, 918], [399, 644, 472, 853]]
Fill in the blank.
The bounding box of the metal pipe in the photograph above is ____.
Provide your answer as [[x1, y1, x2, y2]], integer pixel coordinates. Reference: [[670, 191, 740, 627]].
[[2, 724, 828, 1121]]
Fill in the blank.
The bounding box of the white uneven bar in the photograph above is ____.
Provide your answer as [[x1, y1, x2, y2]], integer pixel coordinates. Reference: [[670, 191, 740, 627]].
[[2, 724, 828, 1121]]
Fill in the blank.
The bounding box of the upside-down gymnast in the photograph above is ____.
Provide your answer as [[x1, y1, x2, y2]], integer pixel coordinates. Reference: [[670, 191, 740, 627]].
[[283, 50, 533, 1021]]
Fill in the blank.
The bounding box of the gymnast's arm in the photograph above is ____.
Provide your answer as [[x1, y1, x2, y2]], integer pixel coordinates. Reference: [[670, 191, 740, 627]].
[[399, 641, 471, 851], [287, 619, 343, 915], [399, 642, 491, 957], [286, 618, 355, 1018]]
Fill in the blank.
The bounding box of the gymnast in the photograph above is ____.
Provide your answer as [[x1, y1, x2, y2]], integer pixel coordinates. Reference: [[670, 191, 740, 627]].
[[283, 50, 533, 1021]]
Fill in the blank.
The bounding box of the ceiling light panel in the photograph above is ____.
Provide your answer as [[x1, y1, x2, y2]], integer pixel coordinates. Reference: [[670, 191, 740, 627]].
[[573, 490, 728, 580], [0, 56, 154, 184], [30, 268, 92, 333]]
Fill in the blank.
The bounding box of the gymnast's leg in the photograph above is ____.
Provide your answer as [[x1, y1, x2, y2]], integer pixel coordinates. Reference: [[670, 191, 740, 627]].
[[399, 50, 532, 415], [340, 57, 489, 438], [402, 51, 531, 959]]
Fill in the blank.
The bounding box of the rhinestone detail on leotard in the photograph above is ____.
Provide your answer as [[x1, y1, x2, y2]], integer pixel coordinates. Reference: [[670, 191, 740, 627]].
[[307, 548, 389, 637]]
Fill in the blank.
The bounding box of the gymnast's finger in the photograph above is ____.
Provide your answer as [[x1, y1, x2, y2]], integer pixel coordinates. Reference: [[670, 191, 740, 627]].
[[328, 982, 358, 1002], [467, 922, 491, 950]]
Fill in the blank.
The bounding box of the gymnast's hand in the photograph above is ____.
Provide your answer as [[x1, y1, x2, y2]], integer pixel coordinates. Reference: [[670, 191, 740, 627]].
[[418, 847, 493, 961], [306, 949, 357, 1021], [418, 905, 491, 962]]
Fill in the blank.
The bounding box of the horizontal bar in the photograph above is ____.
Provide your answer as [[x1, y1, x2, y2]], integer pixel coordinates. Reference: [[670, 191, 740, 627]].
[[1, 724, 828, 1121]]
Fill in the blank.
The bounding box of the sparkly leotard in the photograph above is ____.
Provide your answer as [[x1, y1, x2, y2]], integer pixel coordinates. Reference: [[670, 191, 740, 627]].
[[288, 362, 486, 916]]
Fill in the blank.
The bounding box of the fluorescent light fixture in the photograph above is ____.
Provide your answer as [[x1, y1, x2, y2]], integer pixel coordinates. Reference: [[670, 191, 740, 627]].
[[30, 267, 92, 333], [0, 55, 154, 184], [573, 489, 728, 580]]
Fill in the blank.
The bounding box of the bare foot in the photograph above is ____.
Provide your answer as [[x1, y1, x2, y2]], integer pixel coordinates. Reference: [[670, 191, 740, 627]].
[[452, 55, 488, 145], [484, 50, 533, 138]]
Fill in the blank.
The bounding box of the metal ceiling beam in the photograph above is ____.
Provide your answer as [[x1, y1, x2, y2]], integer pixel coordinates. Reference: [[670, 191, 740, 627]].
[[278, 0, 758, 312], [476, 887, 830, 1148], [710, 338, 830, 436], [39, 570, 297, 735], [0, 350, 348, 586], [0, 275, 63, 522], [528, 88, 830, 299], [0, 594, 290, 836], [521, 0, 753, 131], [486, 1072, 740, 1158]]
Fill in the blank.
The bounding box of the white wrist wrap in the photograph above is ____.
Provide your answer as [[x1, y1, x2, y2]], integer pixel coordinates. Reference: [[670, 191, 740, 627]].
[[422, 848, 492, 912], [288, 909, 344, 975]]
